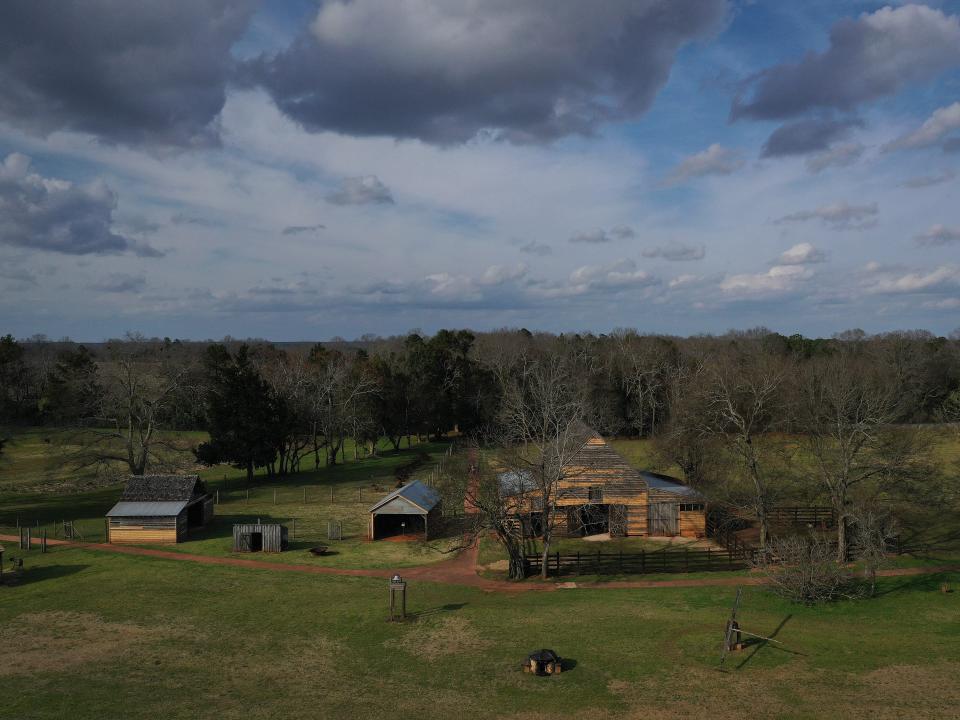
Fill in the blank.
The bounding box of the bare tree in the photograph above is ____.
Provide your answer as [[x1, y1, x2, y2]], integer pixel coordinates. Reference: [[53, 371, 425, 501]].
[[756, 533, 855, 605], [496, 354, 589, 579], [700, 349, 788, 549], [795, 353, 927, 562], [66, 338, 192, 476]]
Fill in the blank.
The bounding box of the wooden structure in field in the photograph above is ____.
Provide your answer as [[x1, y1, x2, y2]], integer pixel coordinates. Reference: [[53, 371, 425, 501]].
[[505, 433, 706, 539], [106, 475, 213, 545], [233, 523, 288, 553], [368, 480, 441, 540]]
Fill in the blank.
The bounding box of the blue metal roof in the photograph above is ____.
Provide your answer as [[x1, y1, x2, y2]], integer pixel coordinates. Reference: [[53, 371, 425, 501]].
[[640, 471, 703, 498], [368, 479, 440, 514]]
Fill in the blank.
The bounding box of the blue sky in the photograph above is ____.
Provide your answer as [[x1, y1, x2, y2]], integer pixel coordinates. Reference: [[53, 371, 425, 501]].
[[1, 1, 959, 341]]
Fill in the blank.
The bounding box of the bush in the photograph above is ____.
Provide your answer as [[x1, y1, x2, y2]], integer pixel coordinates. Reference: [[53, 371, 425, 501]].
[[755, 534, 855, 605]]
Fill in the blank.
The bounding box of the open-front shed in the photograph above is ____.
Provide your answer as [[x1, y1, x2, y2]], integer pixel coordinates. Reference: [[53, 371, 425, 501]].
[[106, 475, 213, 544], [368, 480, 441, 540]]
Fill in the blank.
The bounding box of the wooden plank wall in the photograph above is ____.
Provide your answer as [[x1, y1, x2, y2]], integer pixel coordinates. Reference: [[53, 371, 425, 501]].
[[109, 516, 179, 544], [679, 510, 706, 538], [232, 523, 286, 552]]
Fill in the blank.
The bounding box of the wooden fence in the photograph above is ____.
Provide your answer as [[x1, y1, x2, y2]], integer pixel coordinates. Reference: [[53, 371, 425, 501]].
[[524, 547, 748, 577], [768, 506, 836, 527]]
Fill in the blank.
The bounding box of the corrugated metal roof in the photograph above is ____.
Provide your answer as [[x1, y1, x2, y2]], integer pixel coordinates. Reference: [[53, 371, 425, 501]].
[[640, 471, 703, 498], [106, 500, 189, 517], [368, 479, 440, 514], [121, 475, 205, 502]]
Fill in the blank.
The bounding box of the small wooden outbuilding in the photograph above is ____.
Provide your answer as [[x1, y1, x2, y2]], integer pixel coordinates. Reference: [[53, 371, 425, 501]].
[[232, 523, 288, 553], [368, 480, 441, 540], [106, 475, 213, 544]]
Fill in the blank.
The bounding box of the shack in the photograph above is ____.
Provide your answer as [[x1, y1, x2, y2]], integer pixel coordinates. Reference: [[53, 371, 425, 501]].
[[232, 523, 288, 553], [106, 475, 213, 544], [368, 480, 441, 540]]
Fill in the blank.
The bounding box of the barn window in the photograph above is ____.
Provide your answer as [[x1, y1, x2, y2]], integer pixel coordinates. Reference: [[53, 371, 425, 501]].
[[587, 487, 603, 503], [680, 503, 704, 512]]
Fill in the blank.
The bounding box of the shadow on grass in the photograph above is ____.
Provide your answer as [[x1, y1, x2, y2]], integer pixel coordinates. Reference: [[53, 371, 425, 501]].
[[734, 614, 803, 670], [873, 571, 959, 598], [409, 602, 468, 621], [4, 563, 90, 586]]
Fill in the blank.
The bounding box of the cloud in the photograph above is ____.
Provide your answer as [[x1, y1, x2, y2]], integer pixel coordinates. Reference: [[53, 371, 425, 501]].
[[282, 224, 326, 235], [569, 229, 612, 244], [805, 143, 865, 173], [665, 144, 744, 185], [90, 273, 147, 294], [883, 101, 960, 152], [668, 274, 700, 289], [915, 224, 960, 247], [566, 258, 658, 292], [761, 117, 863, 158], [901, 170, 955, 188], [0, 1, 257, 147], [609, 226, 636, 239], [720, 264, 814, 295], [171, 212, 219, 227], [517, 240, 552, 256], [0, 152, 162, 257], [732, 5, 960, 121], [945, 138, 960, 154], [244, 0, 727, 144], [327, 176, 394, 206], [776, 242, 826, 265], [775, 201, 878, 230], [480, 263, 528, 286], [862, 264, 960, 294], [641, 242, 706, 261]]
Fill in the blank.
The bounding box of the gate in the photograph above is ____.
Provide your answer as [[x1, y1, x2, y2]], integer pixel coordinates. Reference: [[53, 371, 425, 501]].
[[648, 502, 678, 536]]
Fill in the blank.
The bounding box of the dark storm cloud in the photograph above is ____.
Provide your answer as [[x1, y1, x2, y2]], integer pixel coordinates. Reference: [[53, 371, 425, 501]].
[[0, 153, 162, 257], [0, 0, 257, 147], [761, 118, 863, 157], [732, 5, 960, 121], [244, 0, 727, 144]]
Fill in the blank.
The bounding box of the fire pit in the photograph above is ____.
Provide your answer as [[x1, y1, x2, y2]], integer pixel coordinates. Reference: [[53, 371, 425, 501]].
[[309, 546, 330, 556], [524, 649, 562, 676]]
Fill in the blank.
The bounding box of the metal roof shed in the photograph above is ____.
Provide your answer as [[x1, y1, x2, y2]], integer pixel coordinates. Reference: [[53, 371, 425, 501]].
[[106, 475, 213, 545], [368, 480, 442, 540]]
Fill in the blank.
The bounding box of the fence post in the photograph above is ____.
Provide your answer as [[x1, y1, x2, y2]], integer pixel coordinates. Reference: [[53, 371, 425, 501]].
[[685, 547, 689, 572], [330, 486, 334, 503], [708, 547, 712, 569], [41, 530, 47, 554], [292, 518, 296, 540], [358, 487, 362, 502], [216, 490, 220, 505], [303, 487, 307, 504], [274, 489, 277, 505], [576, 551, 580, 574], [104, 518, 109, 543], [246, 489, 249, 502], [555, 551, 559, 577], [619, 550, 623, 574], [641, 549, 645, 573]]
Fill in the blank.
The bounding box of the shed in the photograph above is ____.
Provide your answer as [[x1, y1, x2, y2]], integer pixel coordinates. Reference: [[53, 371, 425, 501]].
[[233, 523, 288, 553], [368, 480, 442, 540], [106, 475, 213, 544]]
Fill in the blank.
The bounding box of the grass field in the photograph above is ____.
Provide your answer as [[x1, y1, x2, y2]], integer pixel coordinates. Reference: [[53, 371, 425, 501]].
[[0, 547, 958, 720], [0, 428, 455, 568]]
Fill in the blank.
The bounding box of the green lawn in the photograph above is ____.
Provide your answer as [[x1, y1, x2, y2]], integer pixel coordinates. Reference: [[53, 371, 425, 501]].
[[0, 546, 958, 719], [0, 428, 456, 569]]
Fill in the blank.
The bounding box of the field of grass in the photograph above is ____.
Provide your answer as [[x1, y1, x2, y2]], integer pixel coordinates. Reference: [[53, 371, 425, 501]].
[[0, 546, 958, 719], [0, 428, 455, 569]]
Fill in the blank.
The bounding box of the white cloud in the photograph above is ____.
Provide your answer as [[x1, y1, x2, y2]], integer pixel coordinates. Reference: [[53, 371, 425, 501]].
[[805, 143, 865, 173], [775, 202, 878, 230], [668, 274, 699, 288], [915, 224, 960, 246], [664, 144, 744, 186], [720, 264, 814, 295], [480, 263, 528, 285], [327, 175, 394, 205], [777, 242, 826, 265], [883, 101, 960, 152], [642, 242, 705, 261], [863, 265, 960, 294]]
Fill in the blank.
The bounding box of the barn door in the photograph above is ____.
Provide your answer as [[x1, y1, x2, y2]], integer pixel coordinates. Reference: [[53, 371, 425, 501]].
[[648, 503, 679, 536], [609, 504, 628, 537]]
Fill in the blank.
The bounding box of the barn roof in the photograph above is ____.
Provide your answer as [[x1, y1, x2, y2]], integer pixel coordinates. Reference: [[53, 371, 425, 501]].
[[119, 475, 207, 502], [369, 479, 440, 514], [640, 471, 704, 499], [563, 435, 648, 496], [106, 501, 190, 517]]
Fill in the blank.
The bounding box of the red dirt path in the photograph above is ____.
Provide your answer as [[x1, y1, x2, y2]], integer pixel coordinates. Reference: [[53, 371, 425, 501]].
[[2, 533, 957, 593]]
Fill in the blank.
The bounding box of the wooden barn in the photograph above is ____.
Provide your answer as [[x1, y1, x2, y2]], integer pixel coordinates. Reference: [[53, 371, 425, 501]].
[[368, 480, 441, 540], [505, 434, 706, 539], [233, 523, 288, 553], [106, 475, 213, 545]]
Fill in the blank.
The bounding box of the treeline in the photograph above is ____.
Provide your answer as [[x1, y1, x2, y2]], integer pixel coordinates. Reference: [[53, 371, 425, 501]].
[[1, 327, 959, 483]]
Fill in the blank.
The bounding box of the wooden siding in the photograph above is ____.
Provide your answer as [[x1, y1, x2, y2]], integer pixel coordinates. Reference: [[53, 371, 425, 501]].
[[233, 523, 288, 552], [108, 516, 179, 544], [679, 510, 706, 538]]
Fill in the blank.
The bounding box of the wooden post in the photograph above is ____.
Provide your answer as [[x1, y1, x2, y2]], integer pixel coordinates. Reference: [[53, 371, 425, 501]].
[[292, 518, 296, 540], [555, 551, 560, 576], [246, 489, 249, 502], [358, 487, 362, 502], [619, 550, 623, 574], [576, 551, 580, 574], [330, 486, 334, 503], [685, 548, 689, 572], [105, 518, 110, 543], [641, 548, 646, 573], [708, 547, 712, 569], [216, 490, 220, 505], [273, 489, 277, 505], [41, 530, 47, 554], [303, 487, 307, 503]]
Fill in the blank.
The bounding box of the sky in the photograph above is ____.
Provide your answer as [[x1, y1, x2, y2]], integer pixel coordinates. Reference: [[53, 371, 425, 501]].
[[1, 0, 959, 342]]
